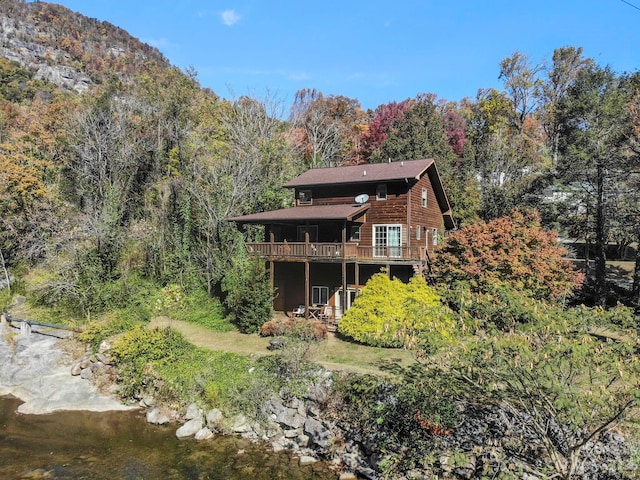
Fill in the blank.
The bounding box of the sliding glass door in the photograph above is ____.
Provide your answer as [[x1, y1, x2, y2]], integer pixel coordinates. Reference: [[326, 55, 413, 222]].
[[373, 225, 402, 258]]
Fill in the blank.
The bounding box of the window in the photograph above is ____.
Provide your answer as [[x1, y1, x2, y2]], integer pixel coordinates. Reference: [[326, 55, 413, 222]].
[[297, 225, 318, 242], [312, 286, 329, 305], [298, 189, 312, 205], [416, 225, 421, 240], [373, 224, 402, 257], [432, 228, 439, 246], [421, 188, 427, 207], [349, 225, 361, 241], [376, 184, 387, 200]]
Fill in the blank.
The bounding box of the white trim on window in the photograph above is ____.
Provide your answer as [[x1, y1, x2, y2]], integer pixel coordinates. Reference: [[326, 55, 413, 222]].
[[312, 286, 329, 305], [298, 189, 312, 205], [416, 225, 421, 240], [421, 188, 427, 207], [373, 224, 402, 257]]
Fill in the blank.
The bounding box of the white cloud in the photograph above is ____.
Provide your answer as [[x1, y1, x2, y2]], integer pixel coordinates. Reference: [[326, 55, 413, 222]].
[[289, 71, 310, 81], [221, 9, 240, 26]]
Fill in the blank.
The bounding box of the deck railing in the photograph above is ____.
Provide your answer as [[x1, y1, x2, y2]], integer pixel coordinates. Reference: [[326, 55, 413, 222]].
[[246, 242, 427, 262]]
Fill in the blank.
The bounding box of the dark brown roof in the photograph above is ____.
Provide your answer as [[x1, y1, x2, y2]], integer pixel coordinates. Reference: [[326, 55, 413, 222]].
[[229, 203, 370, 224], [284, 158, 435, 188]]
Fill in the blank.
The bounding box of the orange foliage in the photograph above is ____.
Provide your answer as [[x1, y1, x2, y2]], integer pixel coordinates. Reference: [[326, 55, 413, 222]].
[[432, 209, 584, 301]]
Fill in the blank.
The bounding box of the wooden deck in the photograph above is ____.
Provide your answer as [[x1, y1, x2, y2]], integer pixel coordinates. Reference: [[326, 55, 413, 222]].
[[246, 242, 428, 264]]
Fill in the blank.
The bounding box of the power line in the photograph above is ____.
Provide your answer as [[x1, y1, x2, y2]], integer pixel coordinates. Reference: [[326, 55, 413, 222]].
[[621, 0, 640, 11]]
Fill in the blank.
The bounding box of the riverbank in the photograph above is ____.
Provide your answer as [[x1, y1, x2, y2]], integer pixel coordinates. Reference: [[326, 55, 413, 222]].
[[0, 316, 136, 414]]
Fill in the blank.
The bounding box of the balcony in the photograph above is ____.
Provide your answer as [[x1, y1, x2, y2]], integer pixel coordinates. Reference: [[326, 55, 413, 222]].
[[245, 242, 428, 264]]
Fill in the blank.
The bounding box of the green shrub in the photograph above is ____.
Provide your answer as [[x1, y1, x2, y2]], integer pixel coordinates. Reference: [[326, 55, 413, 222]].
[[439, 282, 556, 333], [223, 259, 274, 333], [338, 273, 456, 349], [331, 370, 460, 476], [109, 324, 256, 408], [78, 309, 147, 351], [111, 326, 190, 365]]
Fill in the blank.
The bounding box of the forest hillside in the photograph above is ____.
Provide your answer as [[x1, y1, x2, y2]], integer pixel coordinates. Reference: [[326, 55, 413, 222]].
[[0, 0, 639, 313]]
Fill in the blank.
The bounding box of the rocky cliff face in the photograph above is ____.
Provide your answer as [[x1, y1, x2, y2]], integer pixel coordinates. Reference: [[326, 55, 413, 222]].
[[0, 1, 170, 93], [1, 13, 90, 92]]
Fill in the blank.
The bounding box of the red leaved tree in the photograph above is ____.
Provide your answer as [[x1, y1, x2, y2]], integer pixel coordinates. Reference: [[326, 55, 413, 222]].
[[431, 209, 584, 302]]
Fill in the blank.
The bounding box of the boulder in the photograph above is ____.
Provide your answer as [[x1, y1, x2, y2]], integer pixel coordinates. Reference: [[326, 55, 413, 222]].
[[229, 414, 252, 433], [194, 427, 214, 440], [299, 455, 317, 465], [296, 433, 310, 448], [304, 416, 332, 449], [70, 363, 83, 376], [205, 408, 224, 430], [276, 407, 305, 429], [146, 407, 171, 425], [176, 417, 203, 438], [185, 403, 201, 420]]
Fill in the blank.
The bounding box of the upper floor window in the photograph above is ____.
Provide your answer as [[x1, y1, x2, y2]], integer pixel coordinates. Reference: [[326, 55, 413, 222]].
[[421, 188, 427, 207], [416, 225, 421, 240], [376, 184, 387, 200], [298, 189, 312, 205], [349, 225, 361, 241]]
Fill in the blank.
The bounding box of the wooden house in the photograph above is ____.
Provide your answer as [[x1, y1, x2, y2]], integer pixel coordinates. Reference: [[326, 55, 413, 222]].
[[229, 158, 455, 324]]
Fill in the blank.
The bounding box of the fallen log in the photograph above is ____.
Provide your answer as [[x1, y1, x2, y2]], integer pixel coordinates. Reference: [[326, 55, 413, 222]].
[[1, 312, 81, 333]]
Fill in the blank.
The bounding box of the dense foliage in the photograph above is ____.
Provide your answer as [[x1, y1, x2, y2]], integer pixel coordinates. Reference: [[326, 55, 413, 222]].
[[111, 326, 250, 409], [332, 293, 640, 479]]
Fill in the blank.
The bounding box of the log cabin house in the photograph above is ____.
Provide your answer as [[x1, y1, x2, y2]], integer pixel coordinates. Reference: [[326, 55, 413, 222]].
[[229, 158, 455, 326]]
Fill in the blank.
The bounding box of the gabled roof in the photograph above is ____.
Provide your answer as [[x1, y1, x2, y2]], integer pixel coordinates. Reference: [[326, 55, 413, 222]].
[[229, 203, 369, 224], [284, 158, 435, 188]]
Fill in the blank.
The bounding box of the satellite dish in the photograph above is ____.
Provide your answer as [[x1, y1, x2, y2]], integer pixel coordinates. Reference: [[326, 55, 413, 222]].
[[354, 194, 369, 204]]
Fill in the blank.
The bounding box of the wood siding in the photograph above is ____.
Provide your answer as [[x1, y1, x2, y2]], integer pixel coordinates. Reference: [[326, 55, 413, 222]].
[[293, 175, 445, 253]]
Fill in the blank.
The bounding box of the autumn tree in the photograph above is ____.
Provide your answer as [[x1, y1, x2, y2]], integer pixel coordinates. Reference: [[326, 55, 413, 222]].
[[189, 93, 294, 293], [289, 89, 366, 167], [0, 83, 73, 265], [359, 100, 409, 162], [555, 65, 633, 306], [499, 51, 543, 133], [539, 46, 593, 168], [432, 209, 584, 302]]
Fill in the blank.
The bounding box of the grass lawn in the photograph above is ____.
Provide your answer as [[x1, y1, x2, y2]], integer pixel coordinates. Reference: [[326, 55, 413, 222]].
[[149, 316, 416, 377]]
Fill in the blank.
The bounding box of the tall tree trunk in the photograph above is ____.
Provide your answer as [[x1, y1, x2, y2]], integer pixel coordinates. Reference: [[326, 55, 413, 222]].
[[594, 162, 608, 306], [0, 248, 9, 295], [632, 238, 640, 309]]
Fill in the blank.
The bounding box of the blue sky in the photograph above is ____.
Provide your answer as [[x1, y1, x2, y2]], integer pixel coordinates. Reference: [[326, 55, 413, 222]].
[[49, 0, 639, 111]]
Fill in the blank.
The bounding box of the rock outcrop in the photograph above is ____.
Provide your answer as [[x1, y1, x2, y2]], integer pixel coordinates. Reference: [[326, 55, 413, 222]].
[[0, 318, 136, 414]]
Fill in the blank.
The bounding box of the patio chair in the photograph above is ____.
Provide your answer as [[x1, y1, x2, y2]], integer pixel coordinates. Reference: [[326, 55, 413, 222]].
[[318, 306, 333, 321], [291, 305, 305, 317]]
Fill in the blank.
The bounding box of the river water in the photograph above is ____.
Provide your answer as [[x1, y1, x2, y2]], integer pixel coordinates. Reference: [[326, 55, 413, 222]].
[[0, 395, 337, 479]]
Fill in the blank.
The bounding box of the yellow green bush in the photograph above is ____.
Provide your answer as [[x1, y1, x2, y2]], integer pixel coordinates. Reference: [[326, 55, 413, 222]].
[[338, 273, 456, 349]]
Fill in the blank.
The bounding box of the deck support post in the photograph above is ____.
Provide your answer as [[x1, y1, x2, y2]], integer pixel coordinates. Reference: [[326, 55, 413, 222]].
[[305, 230, 310, 319]]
